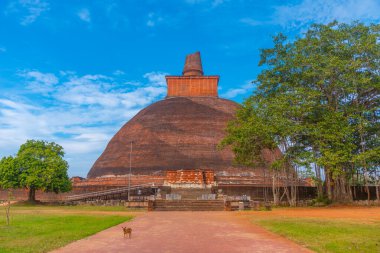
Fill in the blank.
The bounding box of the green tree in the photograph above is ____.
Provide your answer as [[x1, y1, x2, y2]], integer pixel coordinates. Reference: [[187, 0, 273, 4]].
[[0, 156, 20, 225], [0, 156, 20, 189], [15, 140, 72, 202], [222, 21, 380, 203]]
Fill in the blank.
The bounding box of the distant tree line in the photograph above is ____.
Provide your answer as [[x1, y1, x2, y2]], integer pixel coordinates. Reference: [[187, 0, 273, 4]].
[[221, 21, 380, 204]]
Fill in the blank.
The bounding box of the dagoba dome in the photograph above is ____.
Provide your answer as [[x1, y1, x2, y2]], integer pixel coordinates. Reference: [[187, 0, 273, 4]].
[[87, 96, 240, 178], [87, 52, 247, 178]]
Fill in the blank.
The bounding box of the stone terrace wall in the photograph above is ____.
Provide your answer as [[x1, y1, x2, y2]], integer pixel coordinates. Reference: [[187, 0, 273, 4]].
[[0, 175, 165, 202], [73, 175, 165, 188], [0, 189, 70, 202]]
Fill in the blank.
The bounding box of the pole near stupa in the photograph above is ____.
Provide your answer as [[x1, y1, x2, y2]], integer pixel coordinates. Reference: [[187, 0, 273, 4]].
[[128, 141, 133, 201]]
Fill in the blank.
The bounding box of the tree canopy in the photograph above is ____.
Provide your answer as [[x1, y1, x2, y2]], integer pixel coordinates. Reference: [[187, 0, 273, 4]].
[[221, 21, 380, 202], [0, 140, 72, 202], [0, 156, 19, 190]]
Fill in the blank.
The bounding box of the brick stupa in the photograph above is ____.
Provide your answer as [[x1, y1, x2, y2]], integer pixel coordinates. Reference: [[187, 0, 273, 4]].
[[87, 52, 275, 187]]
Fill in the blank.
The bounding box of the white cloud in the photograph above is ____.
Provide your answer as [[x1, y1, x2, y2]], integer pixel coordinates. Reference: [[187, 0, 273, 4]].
[[274, 0, 380, 28], [0, 70, 168, 176], [6, 0, 50, 25], [77, 8, 91, 23], [143, 72, 168, 86], [0, 99, 50, 151], [220, 82, 253, 99], [113, 70, 125, 76], [59, 70, 76, 76], [21, 70, 58, 93]]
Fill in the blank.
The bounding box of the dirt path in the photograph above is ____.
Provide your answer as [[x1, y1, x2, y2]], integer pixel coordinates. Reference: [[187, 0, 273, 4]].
[[51, 211, 311, 253], [0, 201, 17, 207]]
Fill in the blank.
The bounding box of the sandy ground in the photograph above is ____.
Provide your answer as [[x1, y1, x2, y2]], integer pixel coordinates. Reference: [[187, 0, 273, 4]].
[[51, 211, 312, 253], [0, 201, 16, 207]]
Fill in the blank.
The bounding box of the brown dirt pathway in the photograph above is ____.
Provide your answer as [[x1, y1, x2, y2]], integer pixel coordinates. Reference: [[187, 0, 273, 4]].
[[51, 211, 312, 253], [0, 201, 16, 206]]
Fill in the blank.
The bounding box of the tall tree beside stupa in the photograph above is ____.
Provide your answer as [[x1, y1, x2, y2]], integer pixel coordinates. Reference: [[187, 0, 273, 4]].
[[222, 21, 380, 203]]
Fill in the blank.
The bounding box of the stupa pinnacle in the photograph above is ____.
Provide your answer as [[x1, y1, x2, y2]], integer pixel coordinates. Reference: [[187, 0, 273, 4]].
[[182, 51, 204, 76], [166, 51, 219, 97]]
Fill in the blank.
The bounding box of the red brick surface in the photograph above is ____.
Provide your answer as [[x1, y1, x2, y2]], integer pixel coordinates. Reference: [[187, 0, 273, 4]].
[[166, 76, 219, 97], [87, 96, 258, 178], [165, 169, 214, 184], [182, 51, 204, 76]]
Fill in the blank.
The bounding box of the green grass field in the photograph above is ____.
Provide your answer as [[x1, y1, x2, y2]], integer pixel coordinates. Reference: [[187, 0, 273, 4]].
[[254, 217, 380, 253], [11, 202, 138, 212], [0, 205, 134, 253]]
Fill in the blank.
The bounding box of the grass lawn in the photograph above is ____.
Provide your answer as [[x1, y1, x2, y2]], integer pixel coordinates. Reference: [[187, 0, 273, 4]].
[[0, 204, 134, 253], [253, 216, 380, 253], [11, 202, 138, 212]]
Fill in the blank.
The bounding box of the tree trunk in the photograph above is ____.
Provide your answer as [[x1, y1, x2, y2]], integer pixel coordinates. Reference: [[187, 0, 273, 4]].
[[291, 166, 298, 206], [326, 171, 333, 200], [283, 167, 294, 206], [376, 170, 380, 203], [359, 124, 370, 202], [314, 164, 323, 198], [263, 168, 268, 203], [28, 187, 36, 202], [347, 182, 353, 201], [5, 190, 12, 226], [272, 173, 280, 206], [333, 175, 352, 203], [363, 168, 371, 202], [352, 169, 357, 200], [365, 184, 370, 202]]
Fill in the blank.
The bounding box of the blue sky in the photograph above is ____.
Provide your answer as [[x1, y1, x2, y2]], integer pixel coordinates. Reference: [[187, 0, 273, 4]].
[[1, 0, 380, 177]]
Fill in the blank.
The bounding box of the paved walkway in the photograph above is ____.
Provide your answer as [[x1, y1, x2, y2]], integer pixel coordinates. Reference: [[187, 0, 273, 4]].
[[0, 201, 16, 206], [52, 212, 312, 253]]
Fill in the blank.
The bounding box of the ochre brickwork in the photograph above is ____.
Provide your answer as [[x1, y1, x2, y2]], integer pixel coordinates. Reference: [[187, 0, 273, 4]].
[[165, 169, 215, 185], [87, 96, 246, 178], [73, 175, 165, 187], [183, 51, 203, 76], [166, 76, 219, 97], [204, 170, 215, 184]]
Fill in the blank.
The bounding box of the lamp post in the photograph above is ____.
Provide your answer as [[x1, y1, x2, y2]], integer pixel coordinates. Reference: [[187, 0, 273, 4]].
[[128, 141, 133, 201]]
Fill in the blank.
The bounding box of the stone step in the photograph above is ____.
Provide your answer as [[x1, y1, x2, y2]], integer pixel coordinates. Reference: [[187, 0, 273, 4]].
[[155, 200, 224, 204], [169, 188, 212, 200], [154, 204, 224, 207], [152, 200, 225, 211], [154, 206, 224, 210], [154, 208, 224, 211], [155, 205, 224, 208], [155, 203, 224, 206]]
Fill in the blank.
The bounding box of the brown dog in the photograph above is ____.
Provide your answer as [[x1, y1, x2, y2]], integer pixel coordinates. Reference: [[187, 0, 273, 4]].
[[122, 227, 132, 239]]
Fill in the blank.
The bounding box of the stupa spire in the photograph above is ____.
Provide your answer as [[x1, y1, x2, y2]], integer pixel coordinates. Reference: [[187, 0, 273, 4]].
[[165, 52, 219, 97], [182, 51, 204, 76]]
